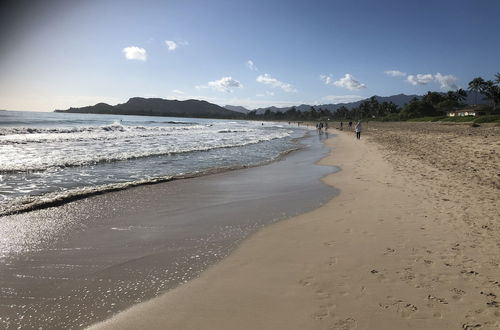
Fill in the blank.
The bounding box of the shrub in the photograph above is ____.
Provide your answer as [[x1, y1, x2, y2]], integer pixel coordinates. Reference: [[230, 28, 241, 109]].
[[440, 116, 475, 122], [473, 115, 500, 123]]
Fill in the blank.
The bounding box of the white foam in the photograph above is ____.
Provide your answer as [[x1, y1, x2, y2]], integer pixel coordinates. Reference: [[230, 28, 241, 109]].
[[0, 123, 292, 172]]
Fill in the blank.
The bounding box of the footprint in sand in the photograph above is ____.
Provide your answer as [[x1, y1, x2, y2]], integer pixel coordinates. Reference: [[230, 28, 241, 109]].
[[383, 247, 396, 255], [398, 267, 416, 282], [299, 276, 314, 287], [313, 309, 331, 320], [380, 298, 419, 319], [370, 269, 387, 282], [462, 323, 483, 329], [486, 301, 499, 308], [480, 291, 497, 299], [451, 288, 466, 300], [397, 302, 418, 318], [330, 317, 357, 330], [328, 256, 338, 266], [460, 269, 479, 278], [316, 289, 331, 300], [314, 301, 336, 321], [433, 311, 443, 319], [427, 294, 449, 305]]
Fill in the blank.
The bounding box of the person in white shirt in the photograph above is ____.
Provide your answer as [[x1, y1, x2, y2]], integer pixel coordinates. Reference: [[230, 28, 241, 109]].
[[355, 121, 362, 139]]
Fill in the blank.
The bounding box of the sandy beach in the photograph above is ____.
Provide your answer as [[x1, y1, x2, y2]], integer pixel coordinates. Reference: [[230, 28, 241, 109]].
[[90, 122, 499, 330]]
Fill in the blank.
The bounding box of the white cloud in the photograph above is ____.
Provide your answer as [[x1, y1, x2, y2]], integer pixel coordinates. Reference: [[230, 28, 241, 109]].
[[385, 70, 407, 77], [197, 77, 243, 92], [333, 74, 366, 90], [434, 72, 458, 90], [320, 74, 334, 85], [405, 72, 458, 90], [246, 60, 258, 71], [256, 74, 297, 92], [406, 73, 434, 85], [165, 40, 178, 51], [320, 95, 365, 104], [164, 40, 188, 50], [122, 46, 147, 61], [172, 89, 185, 95]]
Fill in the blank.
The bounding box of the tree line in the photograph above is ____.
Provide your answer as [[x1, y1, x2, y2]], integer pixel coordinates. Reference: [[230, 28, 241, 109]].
[[245, 73, 500, 121]]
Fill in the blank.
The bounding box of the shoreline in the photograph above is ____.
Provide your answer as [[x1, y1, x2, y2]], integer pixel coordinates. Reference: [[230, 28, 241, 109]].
[[0, 141, 303, 217], [0, 131, 336, 329], [90, 124, 499, 329], [0, 113, 302, 218]]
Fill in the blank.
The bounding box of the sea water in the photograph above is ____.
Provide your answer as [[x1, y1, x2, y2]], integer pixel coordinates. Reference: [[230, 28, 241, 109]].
[[0, 111, 303, 215], [0, 111, 336, 329]]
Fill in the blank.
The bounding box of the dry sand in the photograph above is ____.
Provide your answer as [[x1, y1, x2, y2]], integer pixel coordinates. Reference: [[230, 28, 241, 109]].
[[90, 122, 499, 330]]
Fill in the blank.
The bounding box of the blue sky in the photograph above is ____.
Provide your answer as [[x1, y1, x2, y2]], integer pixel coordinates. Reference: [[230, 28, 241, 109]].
[[0, 0, 499, 111]]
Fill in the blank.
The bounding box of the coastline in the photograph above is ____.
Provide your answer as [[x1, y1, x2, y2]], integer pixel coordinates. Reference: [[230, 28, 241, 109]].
[[0, 131, 335, 329], [0, 142, 302, 217], [89, 123, 499, 329], [0, 116, 302, 218]]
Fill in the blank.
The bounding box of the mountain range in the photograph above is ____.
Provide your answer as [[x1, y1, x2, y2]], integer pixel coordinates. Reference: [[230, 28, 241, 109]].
[[222, 105, 250, 114], [54, 92, 488, 119], [224, 92, 487, 114], [251, 94, 420, 114], [55, 97, 244, 118]]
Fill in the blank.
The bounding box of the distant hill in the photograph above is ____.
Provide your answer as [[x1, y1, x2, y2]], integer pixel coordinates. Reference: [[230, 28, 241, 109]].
[[55, 97, 245, 119], [252, 94, 421, 114], [223, 105, 250, 113], [54, 93, 490, 119], [250, 92, 491, 115]]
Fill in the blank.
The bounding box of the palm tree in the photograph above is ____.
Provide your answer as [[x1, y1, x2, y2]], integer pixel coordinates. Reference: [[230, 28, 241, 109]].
[[482, 81, 500, 111], [468, 77, 486, 105], [455, 88, 468, 103], [495, 73, 500, 85]]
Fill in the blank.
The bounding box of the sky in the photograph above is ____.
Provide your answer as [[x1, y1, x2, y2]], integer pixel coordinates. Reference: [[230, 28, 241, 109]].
[[0, 0, 499, 112]]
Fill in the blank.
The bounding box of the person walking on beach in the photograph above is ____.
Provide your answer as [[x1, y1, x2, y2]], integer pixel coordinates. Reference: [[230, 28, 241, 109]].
[[355, 121, 362, 139], [340, 121, 343, 130], [349, 121, 353, 130]]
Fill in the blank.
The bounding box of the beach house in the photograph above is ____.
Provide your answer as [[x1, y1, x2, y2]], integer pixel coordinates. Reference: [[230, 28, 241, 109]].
[[446, 109, 478, 117]]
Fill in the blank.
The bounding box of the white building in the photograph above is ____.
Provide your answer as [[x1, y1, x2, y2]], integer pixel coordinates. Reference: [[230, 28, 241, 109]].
[[447, 109, 477, 117]]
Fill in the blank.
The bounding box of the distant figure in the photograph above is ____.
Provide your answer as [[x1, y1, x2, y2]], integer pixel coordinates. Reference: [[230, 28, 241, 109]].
[[349, 121, 353, 130], [324, 122, 328, 130], [340, 121, 343, 130], [355, 121, 362, 139]]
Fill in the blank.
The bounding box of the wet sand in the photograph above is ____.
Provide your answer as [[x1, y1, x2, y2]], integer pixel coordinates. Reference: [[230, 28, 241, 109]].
[[89, 122, 499, 329], [0, 133, 336, 329]]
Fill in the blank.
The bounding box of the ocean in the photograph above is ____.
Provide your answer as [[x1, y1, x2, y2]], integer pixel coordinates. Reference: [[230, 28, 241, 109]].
[[0, 110, 336, 329], [0, 111, 303, 215]]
